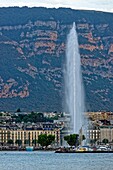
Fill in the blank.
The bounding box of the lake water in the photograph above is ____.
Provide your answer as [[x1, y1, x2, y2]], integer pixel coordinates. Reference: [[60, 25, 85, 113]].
[[0, 151, 113, 170]]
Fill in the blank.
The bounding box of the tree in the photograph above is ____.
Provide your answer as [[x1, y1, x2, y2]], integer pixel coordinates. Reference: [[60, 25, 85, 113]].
[[24, 139, 30, 145], [89, 139, 96, 145], [64, 134, 79, 147], [37, 112, 44, 118], [32, 139, 37, 146], [61, 113, 64, 117], [47, 135, 55, 146], [16, 108, 21, 112], [102, 138, 109, 144], [7, 139, 14, 145], [15, 139, 22, 146], [37, 134, 55, 147], [0, 113, 3, 116], [82, 135, 86, 141]]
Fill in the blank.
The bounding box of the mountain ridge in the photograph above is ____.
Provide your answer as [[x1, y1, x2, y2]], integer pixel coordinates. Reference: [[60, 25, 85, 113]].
[[0, 7, 113, 112]]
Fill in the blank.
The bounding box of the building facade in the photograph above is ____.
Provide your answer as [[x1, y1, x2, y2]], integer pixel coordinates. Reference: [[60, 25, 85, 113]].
[[100, 126, 113, 143], [87, 126, 113, 144], [0, 129, 60, 146], [87, 129, 100, 142]]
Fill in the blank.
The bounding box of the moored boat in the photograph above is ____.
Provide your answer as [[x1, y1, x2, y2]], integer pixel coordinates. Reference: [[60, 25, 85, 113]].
[[26, 146, 34, 151]]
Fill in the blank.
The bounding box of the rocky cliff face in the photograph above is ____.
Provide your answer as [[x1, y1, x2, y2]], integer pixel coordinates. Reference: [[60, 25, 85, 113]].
[[0, 7, 113, 111]]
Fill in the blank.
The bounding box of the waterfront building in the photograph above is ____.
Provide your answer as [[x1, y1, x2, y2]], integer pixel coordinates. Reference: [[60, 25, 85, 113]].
[[87, 125, 113, 144], [0, 128, 60, 147], [100, 125, 113, 143]]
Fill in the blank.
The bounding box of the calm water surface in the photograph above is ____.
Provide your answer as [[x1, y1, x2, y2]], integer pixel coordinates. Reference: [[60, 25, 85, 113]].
[[0, 151, 113, 170]]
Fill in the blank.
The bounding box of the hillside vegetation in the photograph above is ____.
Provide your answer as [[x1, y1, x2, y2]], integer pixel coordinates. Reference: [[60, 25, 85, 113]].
[[0, 7, 113, 111]]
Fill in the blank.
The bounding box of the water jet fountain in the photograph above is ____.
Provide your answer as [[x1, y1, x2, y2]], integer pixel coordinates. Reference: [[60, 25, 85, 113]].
[[64, 22, 86, 135]]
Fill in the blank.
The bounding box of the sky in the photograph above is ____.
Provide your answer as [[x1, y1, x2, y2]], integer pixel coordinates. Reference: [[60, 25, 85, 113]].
[[0, 0, 113, 13]]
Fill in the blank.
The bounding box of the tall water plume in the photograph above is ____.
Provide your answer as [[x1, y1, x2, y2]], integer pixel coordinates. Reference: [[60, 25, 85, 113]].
[[64, 22, 85, 134]]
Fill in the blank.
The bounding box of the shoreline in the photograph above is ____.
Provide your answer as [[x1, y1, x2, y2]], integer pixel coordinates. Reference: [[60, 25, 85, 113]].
[[55, 150, 113, 153], [0, 149, 113, 153], [0, 148, 56, 152]]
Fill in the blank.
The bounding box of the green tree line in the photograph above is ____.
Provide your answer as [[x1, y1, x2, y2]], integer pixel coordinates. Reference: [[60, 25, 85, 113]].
[[13, 112, 53, 123]]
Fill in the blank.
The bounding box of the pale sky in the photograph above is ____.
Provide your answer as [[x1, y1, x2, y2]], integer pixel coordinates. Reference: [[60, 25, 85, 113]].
[[0, 0, 113, 13]]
